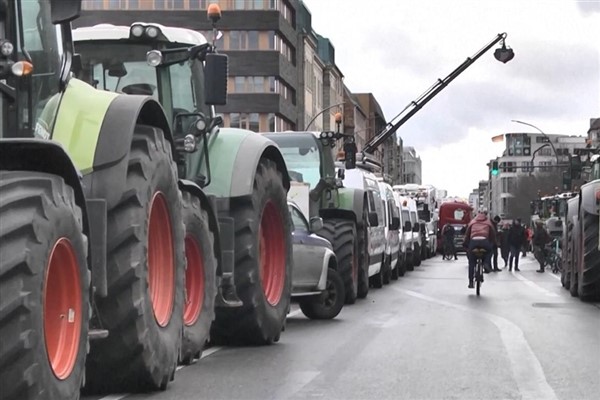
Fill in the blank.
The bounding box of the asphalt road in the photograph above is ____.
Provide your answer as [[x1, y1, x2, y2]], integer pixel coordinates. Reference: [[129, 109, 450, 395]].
[[85, 254, 600, 400]]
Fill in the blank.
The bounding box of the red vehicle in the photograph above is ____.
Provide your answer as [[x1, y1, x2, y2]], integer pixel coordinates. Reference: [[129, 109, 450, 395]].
[[437, 201, 473, 252]]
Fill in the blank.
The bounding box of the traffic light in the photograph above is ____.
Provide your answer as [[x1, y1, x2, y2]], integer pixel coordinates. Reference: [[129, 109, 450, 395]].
[[491, 161, 499, 176]]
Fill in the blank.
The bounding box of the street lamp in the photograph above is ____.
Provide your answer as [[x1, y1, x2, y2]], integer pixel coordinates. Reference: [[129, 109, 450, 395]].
[[305, 102, 345, 131], [511, 120, 560, 165]]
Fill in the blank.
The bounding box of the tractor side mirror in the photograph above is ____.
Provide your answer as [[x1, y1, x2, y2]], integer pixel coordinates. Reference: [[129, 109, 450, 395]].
[[403, 221, 412, 232], [390, 216, 400, 231], [204, 53, 228, 105], [50, 0, 81, 24], [309, 217, 323, 232], [368, 211, 379, 227]]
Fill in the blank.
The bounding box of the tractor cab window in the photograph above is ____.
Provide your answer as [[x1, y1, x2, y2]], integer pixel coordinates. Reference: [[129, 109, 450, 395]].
[[12, 0, 62, 137], [266, 134, 322, 189]]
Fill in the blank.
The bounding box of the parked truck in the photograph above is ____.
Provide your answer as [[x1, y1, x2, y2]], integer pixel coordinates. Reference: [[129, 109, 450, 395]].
[[0, 2, 292, 399]]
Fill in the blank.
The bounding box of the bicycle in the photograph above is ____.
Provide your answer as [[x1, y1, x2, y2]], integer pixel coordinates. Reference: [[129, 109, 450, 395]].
[[545, 239, 562, 274], [442, 239, 455, 260], [471, 247, 487, 296]]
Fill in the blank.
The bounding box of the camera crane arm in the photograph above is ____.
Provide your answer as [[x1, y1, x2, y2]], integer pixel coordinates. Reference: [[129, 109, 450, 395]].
[[354, 32, 513, 164]]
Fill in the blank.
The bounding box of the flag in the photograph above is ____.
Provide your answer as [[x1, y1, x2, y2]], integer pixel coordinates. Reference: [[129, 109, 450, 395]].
[[491, 134, 504, 143]]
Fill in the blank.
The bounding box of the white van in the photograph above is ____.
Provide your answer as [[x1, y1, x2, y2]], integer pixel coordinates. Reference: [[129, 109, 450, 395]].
[[342, 168, 386, 288], [398, 195, 421, 269], [377, 180, 401, 282]]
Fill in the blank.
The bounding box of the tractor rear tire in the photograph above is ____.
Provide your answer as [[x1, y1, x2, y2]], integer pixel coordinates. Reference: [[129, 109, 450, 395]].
[[578, 211, 600, 301], [356, 214, 370, 299], [318, 219, 359, 304], [0, 171, 89, 400], [398, 253, 407, 277], [210, 158, 292, 345], [414, 244, 422, 266], [298, 268, 345, 320], [391, 255, 399, 280], [85, 125, 185, 393], [180, 192, 217, 365], [382, 255, 392, 284]]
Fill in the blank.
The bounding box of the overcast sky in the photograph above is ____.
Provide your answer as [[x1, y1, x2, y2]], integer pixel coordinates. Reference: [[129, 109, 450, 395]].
[[303, 0, 600, 198]]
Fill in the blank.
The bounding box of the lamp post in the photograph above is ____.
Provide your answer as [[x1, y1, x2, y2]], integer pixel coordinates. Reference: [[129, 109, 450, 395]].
[[511, 120, 560, 165], [305, 102, 345, 131]]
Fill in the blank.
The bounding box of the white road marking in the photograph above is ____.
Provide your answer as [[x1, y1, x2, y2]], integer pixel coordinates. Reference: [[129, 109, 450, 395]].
[[512, 271, 559, 297], [287, 308, 303, 318], [396, 288, 558, 400], [270, 370, 321, 400], [97, 395, 128, 400]]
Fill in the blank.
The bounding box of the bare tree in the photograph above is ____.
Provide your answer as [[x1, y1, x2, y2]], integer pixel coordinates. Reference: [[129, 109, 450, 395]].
[[505, 172, 562, 224]]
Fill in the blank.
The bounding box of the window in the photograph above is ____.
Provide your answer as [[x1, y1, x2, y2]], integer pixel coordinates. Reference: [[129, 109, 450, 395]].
[[234, 77, 245, 92], [502, 162, 516, 173], [172, 0, 184, 9], [230, 113, 240, 128], [269, 0, 280, 9], [538, 161, 553, 172], [521, 161, 533, 173], [501, 177, 515, 193], [247, 31, 259, 50], [235, 0, 245, 9], [289, 206, 309, 231], [189, 0, 208, 9], [108, 0, 120, 9], [253, 76, 264, 93], [536, 136, 550, 143], [229, 31, 240, 50]]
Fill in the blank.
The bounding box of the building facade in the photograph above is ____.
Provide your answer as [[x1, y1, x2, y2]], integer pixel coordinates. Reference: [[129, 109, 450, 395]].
[[402, 146, 422, 184], [79, 0, 299, 132], [488, 132, 588, 217], [588, 117, 600, 147]]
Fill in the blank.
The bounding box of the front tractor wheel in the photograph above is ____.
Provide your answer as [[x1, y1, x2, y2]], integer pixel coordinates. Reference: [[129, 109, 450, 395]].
[[85, 125, 185, 393], [0, 171, 89, 400], [317, 219, 359, 304], [578, 210, 600, 301], [210, 158, 292, 345], [180, 192, 217, 365]]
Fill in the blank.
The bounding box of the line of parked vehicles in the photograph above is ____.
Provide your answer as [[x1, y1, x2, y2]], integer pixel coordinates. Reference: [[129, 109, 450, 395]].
[[0, 2, 437, 399]]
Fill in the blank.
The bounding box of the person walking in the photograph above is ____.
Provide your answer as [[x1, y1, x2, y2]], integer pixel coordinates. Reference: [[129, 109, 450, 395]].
[[500, 223, 511, 268], [507, 218, 526, 272], [532, 220, 551, 273], [442, 223, 458, 260], [491, 215, 502, 271]]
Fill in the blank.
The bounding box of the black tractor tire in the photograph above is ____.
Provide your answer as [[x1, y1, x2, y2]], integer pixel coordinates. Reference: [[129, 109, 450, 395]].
[[391, 254, 399, 280], [562, 225, 573, 289], [406, 251, 415, 271], [382, 255, 392, 284], [397, 253, 407, 277], [370, 259, 384, 289], [210, 158, 292, 345], [317, 219, 359, 304], [85, 125, 185, 393], [0, 171, 89, 400], [578, 211, 600, 301], [298, 268, 345, 320], [414, 243, 422, 266], [356, 211, 370, 299], [180, 192, 217, 365]]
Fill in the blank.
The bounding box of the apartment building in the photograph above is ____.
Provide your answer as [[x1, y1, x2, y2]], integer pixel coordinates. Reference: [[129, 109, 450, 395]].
[[488, 132, 588, 217], [403, 146, 422, 184], [79, 0, 299, 132]]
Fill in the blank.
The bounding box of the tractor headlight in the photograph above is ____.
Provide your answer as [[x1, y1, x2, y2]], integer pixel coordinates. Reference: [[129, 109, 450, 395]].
[[195, 118, 207, 132], [145, 26, 159, 39], [130, 24, 144, 38], [0, 40, 14, 57], [146, 50, 163, 67], [184, 134, 196, 152]]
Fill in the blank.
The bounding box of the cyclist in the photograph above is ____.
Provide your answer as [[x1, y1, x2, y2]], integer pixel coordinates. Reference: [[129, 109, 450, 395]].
[[532, 220, 551, 273], [442, 223, 458, 260], [463, 210, 497, 288]]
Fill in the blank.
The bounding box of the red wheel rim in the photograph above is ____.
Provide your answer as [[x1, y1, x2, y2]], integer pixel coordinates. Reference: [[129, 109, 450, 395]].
[[259, 200, 285, 306], [43, 238, 82, 380], [183, 235, 204, 326], [147, 192, 175, 327]]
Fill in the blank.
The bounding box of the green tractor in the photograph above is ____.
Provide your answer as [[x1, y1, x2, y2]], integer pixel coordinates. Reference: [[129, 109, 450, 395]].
[[0, 1, 291, 399], [72, 15, 293, 359], [562, 152, 600, 301], [264, 121, 374, 304]]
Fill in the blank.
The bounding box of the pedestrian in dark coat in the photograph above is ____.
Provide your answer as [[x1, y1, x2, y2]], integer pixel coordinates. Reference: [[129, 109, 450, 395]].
[[500, 223, 510, 267], [491, 215, 502, 271], [507, 218, 526, 271]]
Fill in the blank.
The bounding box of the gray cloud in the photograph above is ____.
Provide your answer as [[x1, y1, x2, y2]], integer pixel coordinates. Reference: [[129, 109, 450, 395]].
[[576, 1, 600, 15]]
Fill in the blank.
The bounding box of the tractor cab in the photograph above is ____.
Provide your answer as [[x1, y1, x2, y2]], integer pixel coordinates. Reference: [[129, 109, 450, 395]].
[[1, 0, 77, 139]]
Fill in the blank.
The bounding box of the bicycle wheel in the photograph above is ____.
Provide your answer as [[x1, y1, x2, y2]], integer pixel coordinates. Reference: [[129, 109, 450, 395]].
[[476, 260, 482, 296]]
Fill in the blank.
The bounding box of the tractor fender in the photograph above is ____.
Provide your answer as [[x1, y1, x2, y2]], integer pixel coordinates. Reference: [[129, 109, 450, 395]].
[[178, 179, 223, 277], [188, 127, 290, 198], [85, 94, 173, 209], [51, 78, 173, 209], [0, 139, 89, 234], [579, 180, 600, 216]]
